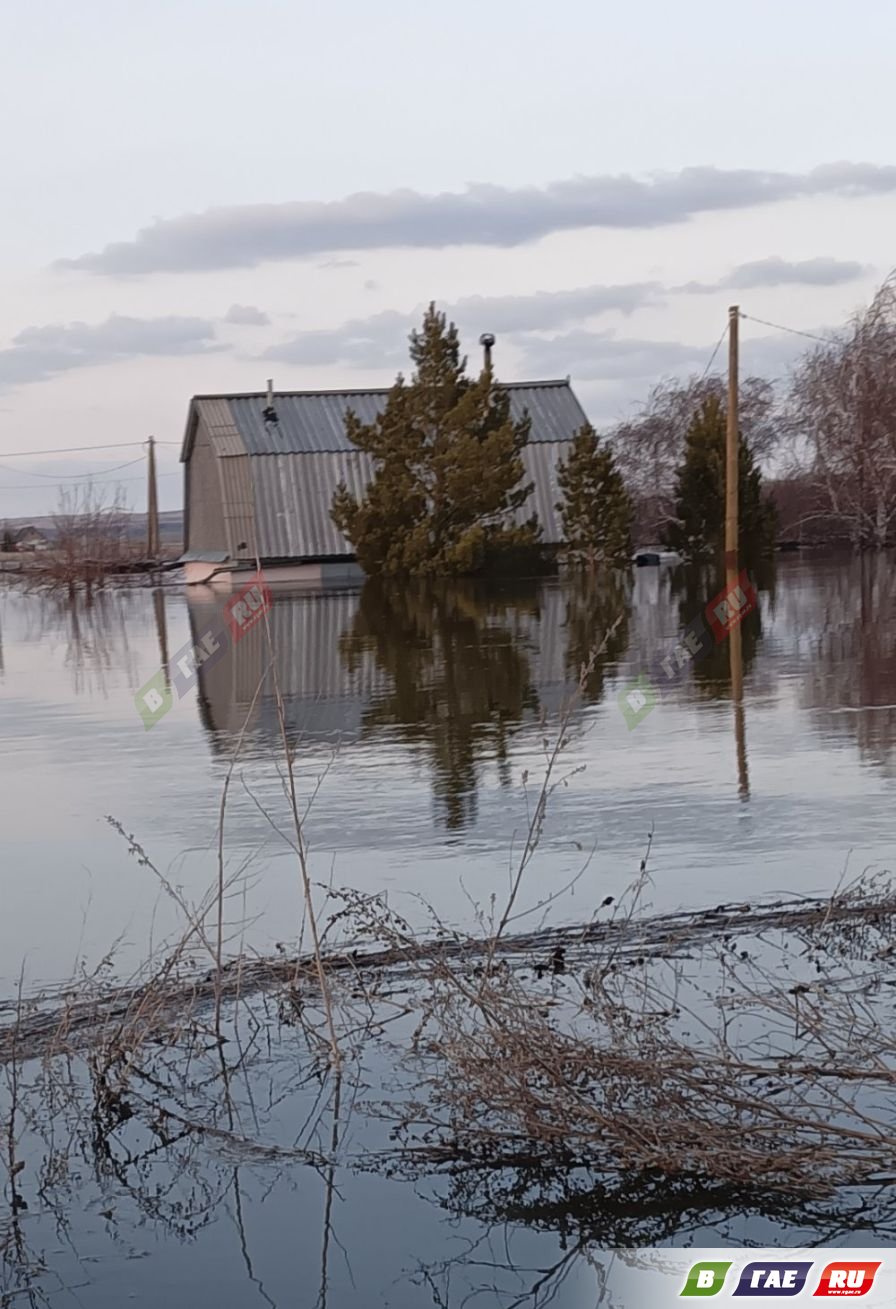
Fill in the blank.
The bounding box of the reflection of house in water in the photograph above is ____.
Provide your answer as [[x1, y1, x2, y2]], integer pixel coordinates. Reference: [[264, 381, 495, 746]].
[[188, 587, 385, 747], [188, 579, 627, 828]]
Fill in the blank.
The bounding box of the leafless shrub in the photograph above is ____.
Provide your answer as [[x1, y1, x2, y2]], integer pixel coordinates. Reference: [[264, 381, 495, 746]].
[[25, 483, 133, 595], [382, 861, 896, 1199]]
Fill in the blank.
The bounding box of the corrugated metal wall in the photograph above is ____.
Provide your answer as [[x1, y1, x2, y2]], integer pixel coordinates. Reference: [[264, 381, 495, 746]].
[[249, 450, 372, 559], [185, 416, 227, 554], [186, 382, 586, 561]]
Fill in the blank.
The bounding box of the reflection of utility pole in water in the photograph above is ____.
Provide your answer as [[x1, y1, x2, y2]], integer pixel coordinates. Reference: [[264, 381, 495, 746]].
[[726, 306, 750, 800], [146, 435, 160, 562], [152, 586, 170, 688], [730, 620, 749, 799]]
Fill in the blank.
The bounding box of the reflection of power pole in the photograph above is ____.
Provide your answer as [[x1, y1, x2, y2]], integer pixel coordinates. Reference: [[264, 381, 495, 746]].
[[153, 587, 170, 687], [147, 436, 160, 561], [731, 627, 750, 800]]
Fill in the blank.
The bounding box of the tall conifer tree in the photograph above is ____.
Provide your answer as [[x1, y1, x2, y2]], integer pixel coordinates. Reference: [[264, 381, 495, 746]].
[[331, 306, 539, 575], [556, 424, 633, 568], [667, 395, 776, 561]]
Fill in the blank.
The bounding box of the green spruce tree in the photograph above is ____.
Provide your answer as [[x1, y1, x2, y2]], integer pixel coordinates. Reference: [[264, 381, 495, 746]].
[[556, 424, 633, 568], [667, 395, 776, 562], [331, 305, 539, 576]]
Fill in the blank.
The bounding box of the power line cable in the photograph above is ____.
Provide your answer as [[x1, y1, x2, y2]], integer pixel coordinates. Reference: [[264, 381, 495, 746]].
[[0, 471, 179, 493], [0, 440, 148, 458], [739, 312, 839, 347], [0, 455, 145, 480], [699, 320, 729, 380]]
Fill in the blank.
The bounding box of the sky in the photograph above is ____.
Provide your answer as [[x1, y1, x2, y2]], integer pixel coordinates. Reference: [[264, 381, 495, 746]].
[[2, 0, 896, 515]]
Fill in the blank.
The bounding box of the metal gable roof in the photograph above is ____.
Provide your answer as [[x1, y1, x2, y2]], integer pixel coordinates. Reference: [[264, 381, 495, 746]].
[[185, 380, 587, 460]]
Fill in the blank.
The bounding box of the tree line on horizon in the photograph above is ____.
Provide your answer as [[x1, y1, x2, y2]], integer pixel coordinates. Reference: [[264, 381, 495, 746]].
[[330, 278, 896, 577]]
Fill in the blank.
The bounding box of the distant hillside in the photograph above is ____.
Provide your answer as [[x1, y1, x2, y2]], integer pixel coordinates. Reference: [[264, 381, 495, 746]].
[[0, 510, 184, 545]]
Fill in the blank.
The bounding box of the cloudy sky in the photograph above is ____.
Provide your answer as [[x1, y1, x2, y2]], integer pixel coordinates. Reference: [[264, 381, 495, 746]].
[[2, 0, 895, 514]]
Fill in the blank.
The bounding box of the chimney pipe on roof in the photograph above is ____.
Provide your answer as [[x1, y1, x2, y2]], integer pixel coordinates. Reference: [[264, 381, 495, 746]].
[[479, 332, 495, 372], [262, 377, 278, 425]]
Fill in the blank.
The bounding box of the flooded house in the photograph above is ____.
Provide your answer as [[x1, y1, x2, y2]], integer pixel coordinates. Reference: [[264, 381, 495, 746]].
[[178, 380, 589, 586]]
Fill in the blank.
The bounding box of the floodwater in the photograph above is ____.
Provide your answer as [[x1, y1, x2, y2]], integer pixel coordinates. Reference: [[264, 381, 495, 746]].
[[2, 556, 894, 986], [1, 554, 895, 1303]]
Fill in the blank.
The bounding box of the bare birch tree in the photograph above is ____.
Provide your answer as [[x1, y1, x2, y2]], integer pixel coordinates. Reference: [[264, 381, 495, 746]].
[[788, 273, 896, 549]]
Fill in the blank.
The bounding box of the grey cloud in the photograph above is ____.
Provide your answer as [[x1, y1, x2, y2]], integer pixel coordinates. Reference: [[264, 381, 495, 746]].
[[57, 162, 896, 275], [223, 303, 270, 325], [517, 325, 815, 385], [0, 314, 221, 389], [725, 255, 868, 289], [517, 331, 707, 382], [450, 282, 662, 332], [678, 256, 869, 294], [263, 282, 662, 368], [318, 258, 360, 269], [263, 311, 411, 370]]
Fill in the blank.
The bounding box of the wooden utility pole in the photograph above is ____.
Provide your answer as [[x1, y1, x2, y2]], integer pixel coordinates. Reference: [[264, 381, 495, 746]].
[[726, 305, 749, 798], [725, 305, 740, 584], [146, 435, 160, 561]]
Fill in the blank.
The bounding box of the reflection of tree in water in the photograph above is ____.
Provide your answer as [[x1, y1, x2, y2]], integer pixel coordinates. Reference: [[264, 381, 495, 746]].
[[21, 587, 142, 695], [667, 557, 774, 699], [434, 1158, 896, 1250], [561, 571, 631, 704], [405, 1162, 896, 1305], [340, 579, 541, 830], [401, 1150, 896, 1309], [799, 553, 896, 771]]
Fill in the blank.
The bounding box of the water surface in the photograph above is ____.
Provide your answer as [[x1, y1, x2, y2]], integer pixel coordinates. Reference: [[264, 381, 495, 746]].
[[1, 556, 894, 1304]]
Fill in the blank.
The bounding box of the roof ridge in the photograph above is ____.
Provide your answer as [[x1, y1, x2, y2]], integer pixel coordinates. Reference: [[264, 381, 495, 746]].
[[192, 378, 571, 402]]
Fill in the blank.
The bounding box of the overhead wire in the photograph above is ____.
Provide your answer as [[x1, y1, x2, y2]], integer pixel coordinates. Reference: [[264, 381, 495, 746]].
[[0, 471, 179, 493], [699, 320, 729, 380], [0, 455, 145, 480], [0, 438, 180, 458], [738, 312, 838, 347]]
